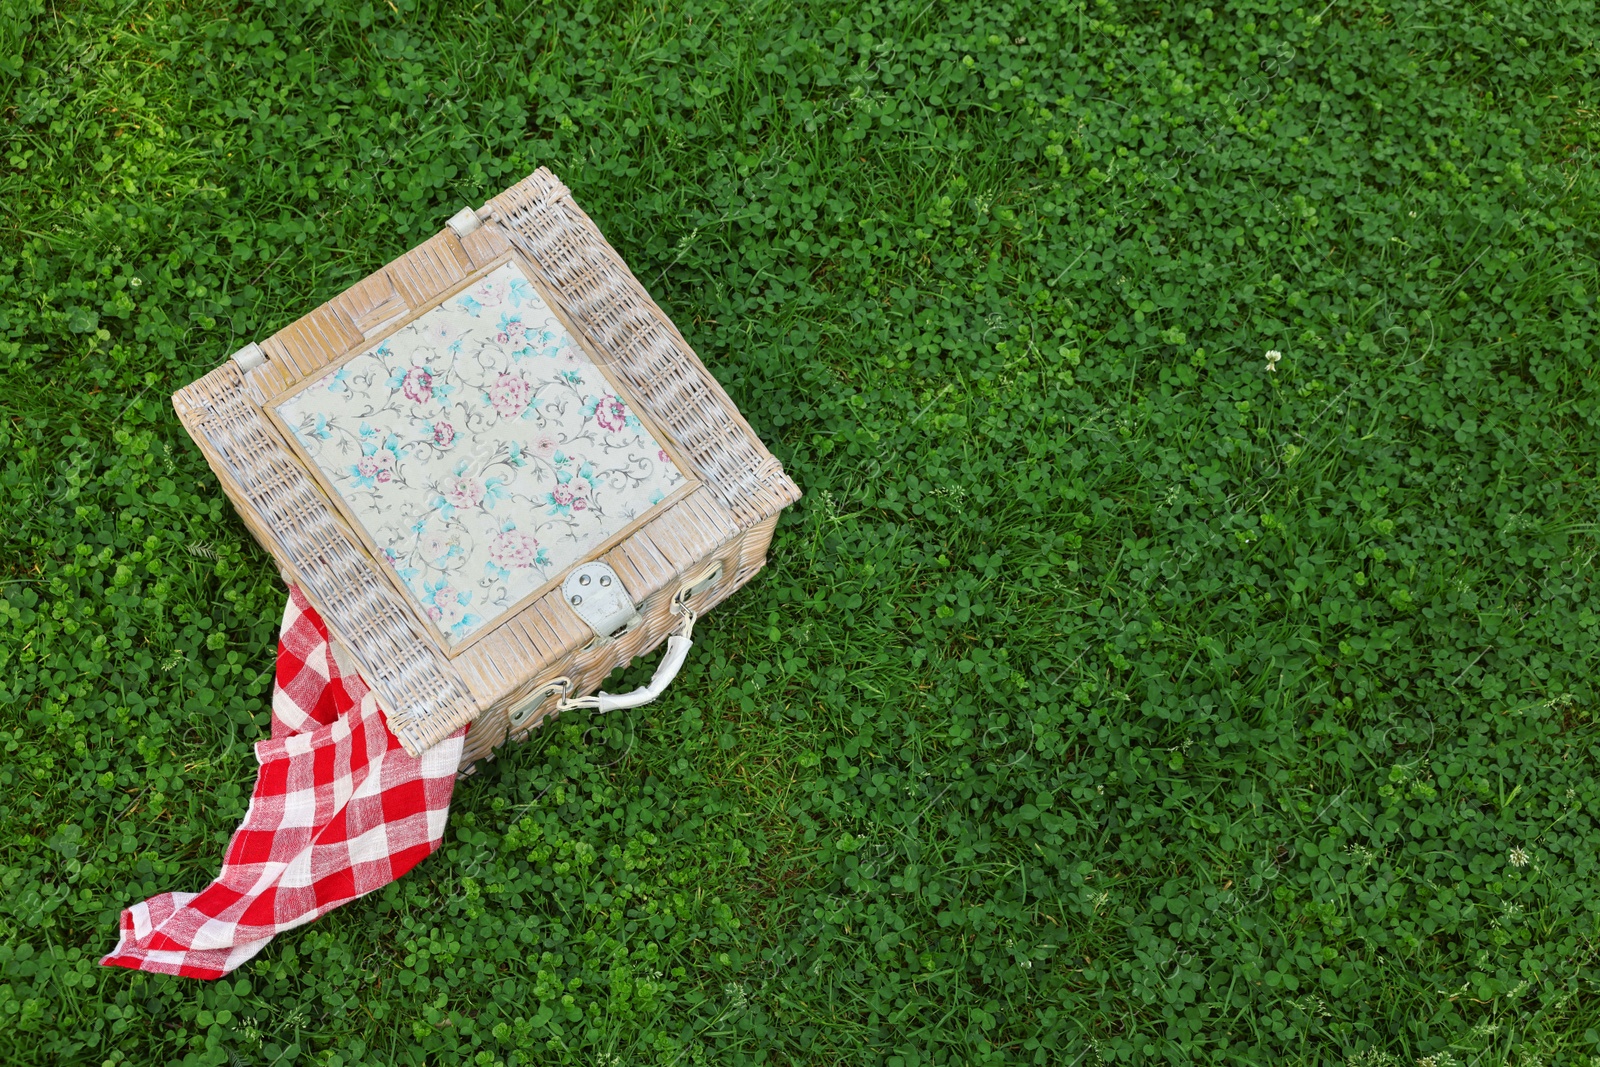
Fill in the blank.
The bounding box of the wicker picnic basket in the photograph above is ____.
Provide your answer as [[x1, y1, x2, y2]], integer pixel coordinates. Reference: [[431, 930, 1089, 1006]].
[[172, 167, 800, 771]]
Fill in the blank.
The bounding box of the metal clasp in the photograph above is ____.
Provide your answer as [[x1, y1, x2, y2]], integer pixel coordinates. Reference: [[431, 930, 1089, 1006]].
[[561, 561, 641, 640]]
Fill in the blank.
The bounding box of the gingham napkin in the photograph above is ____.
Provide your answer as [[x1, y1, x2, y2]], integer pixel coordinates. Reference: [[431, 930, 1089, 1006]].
[[101, 586, 465, 979]]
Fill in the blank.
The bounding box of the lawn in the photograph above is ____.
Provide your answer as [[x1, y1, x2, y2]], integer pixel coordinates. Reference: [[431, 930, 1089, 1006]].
[[3, 0, 1599, 1063]]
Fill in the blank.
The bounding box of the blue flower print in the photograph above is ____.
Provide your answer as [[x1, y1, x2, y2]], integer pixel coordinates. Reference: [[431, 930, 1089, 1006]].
[[507, 274, 534, 307], [379, 546, 422, 586], [293, 413, 332, 447]]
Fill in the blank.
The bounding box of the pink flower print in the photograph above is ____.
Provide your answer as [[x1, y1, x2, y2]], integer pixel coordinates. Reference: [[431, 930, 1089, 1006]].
[[496, 319, 527, 346], [444, 475, 486, 510], [427, 585, 465, 625], [402, 366, 434, 403], [426, 320, 457, 346], [356, 450, 395, 485], [658, 448, 670, 463], [572, 497, 588, 512], [489, 372, 532, 419], [421, 534, 452, 560], [533, 433, 558, 457], [433, 421, 456, 448], [488, 530, 541, 569], [471, 278, 509, 307], [551, 483, 574, 507], [595, 394, 629, 432]]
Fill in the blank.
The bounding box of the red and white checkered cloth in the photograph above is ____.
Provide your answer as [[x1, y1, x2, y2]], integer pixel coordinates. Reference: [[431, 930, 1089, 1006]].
[[101, 586, 466, 979]]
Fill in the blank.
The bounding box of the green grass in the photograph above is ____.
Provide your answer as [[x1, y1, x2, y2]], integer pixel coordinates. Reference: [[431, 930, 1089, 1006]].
[[3, 0, 1600, 1063]]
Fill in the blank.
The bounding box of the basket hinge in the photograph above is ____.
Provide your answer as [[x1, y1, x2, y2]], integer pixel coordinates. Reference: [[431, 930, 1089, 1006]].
[[231, 342, 267, 371], [446, 205, 486, 237]]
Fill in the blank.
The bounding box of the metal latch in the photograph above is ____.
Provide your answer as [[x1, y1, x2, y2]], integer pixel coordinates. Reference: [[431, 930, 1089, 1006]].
[[561, 561, 641, 640]]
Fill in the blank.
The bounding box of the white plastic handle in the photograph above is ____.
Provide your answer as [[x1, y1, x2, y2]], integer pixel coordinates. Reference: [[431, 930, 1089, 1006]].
[[557, 608, 696, 716], [552, 567, 717, 716], [591, 634, 692, 713]]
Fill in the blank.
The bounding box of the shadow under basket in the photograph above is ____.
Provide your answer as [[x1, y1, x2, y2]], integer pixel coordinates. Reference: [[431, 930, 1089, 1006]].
[[173, 167, 800, 773]]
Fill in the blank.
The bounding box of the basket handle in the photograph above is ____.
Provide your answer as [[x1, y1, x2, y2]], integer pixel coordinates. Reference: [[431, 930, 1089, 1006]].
[[561, 631, 693, 714], [556, 564, 714, 715]]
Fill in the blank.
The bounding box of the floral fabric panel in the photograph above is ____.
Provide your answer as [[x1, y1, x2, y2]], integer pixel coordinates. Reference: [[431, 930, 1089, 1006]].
[[275, 261, 688, 648]]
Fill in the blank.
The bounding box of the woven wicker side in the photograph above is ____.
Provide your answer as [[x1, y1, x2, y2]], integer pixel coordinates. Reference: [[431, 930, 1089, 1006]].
[[458, 222, 514, 268], [734, 511, 782, 576], [387, 231, 475, 310], [330, 270, 408, 338], [448, 584, 590, 706], [172, 362, 481, 756], [259, 303, 365, 382], [457, 520, 769, 772], [447, 484, 739, 710], [483, 169, 801, 531]]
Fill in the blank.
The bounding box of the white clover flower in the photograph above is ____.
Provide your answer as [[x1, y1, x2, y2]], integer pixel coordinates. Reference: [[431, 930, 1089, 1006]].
[[1509, 846, 1530, 868], [1264, 349, 1283, 372]]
